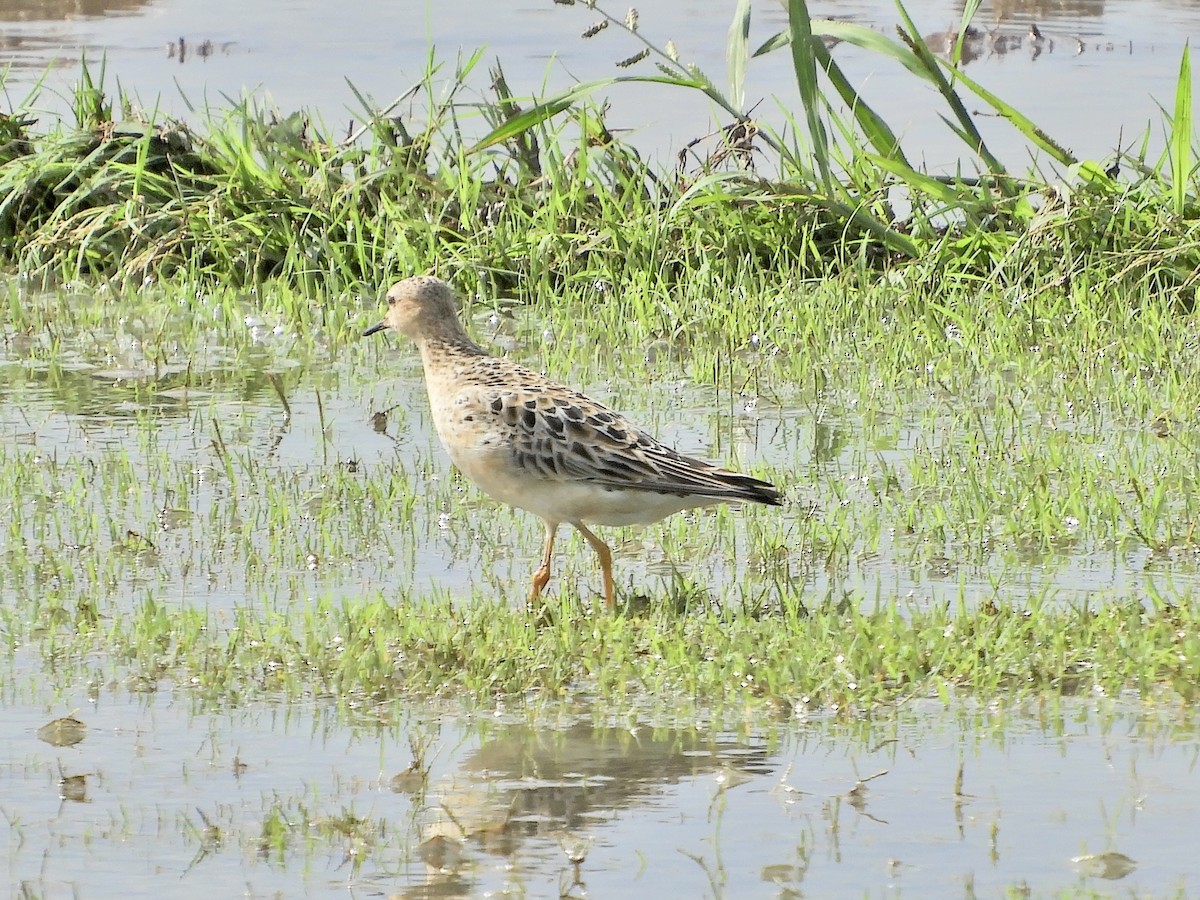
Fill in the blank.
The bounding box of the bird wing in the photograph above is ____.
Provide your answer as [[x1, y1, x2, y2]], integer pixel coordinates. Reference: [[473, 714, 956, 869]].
[[481, 381, 781, 505]]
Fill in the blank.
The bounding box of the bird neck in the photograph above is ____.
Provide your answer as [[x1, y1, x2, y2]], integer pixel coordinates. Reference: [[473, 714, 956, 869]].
[[417, 333, 488, 366]]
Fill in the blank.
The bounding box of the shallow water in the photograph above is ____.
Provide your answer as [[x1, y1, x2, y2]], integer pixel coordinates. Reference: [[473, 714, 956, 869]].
[[0, 0, 1194, 170], [2, 284, 1198, 616], [5, 666, 1198, 898], [1, 274, 1198, 896]]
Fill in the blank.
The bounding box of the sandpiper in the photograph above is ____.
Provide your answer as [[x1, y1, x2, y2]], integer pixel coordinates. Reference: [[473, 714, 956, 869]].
[[365, 276, 782, 609]]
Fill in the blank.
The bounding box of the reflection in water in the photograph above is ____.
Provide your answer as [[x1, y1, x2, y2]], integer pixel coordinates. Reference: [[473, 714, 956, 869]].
[[0, 0, 148, 19], [5, 351, 292, 419], [0, 0, 149, 74], [923, 20, 1132, 65], [0, 290, 303, 421], [0, 0, 1189, 172], [410, 723, 771, 895], [0, 32, 83, 71], [984, 0, 1107, 21], [5, 634, 1200, 896]]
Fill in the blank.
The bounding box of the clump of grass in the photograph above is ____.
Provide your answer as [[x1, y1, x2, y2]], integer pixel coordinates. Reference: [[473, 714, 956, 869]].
[[9, 586, 1200, 712], [0, 5, 1196, 305], [0, 51, 838, 290], [503, 0, 1200, 299]]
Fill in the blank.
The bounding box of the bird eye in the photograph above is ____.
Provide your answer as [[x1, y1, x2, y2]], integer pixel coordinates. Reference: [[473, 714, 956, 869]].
[[387, 296, 396, 306]]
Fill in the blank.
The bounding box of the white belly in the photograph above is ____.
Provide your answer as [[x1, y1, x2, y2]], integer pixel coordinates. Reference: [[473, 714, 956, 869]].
[[446, 439, 714, 527]]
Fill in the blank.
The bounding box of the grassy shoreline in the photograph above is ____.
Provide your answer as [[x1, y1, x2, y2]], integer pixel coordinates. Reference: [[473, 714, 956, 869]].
[[0, 1, 1195, 303]]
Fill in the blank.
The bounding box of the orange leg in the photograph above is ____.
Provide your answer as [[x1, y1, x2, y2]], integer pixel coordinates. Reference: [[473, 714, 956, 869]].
[[573, 522, 615, 611], [530, 521, 557, 605]]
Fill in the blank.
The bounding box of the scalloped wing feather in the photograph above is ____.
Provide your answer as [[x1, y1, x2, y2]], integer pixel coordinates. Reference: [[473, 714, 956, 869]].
[[481, 381, 781, 505]]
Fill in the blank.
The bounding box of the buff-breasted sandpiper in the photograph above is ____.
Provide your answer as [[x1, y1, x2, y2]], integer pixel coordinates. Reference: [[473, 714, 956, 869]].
[[364, 276, 782, 609]]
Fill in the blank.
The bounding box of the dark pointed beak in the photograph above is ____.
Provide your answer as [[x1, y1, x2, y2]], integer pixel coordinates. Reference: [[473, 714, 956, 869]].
[[363, 321, 386, 337]]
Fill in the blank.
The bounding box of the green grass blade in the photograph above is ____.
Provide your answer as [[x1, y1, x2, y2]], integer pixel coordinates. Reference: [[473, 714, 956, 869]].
[[467, 75, 704, 155], [891, 1, 1006, 176], [821, 193, 919, 257], [1172, 43, 1192, 215], [950, 0, 983, 69], [868, 154, 959, 205], [810, 38, 907, 164], [727, 0, 752, 113], [933, 60, 1077, 168], [752, 30, 790, 58], [785, 0, 832, 190], [757, 21, 928, 82]]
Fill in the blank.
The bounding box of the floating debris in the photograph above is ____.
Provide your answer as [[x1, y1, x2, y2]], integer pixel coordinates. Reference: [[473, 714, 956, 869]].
[[37, 715, 86, 747], [416, 834, 465, 872], [389, 762, 425, 794], [1072, 851, 1137, 880], [58, 772, 89, 802]]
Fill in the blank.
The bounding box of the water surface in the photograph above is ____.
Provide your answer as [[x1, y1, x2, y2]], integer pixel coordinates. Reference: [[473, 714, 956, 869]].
[[0, 0, 1193, 169], [3, 286, 1197, 614], [5, 675, 1198, 898]]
